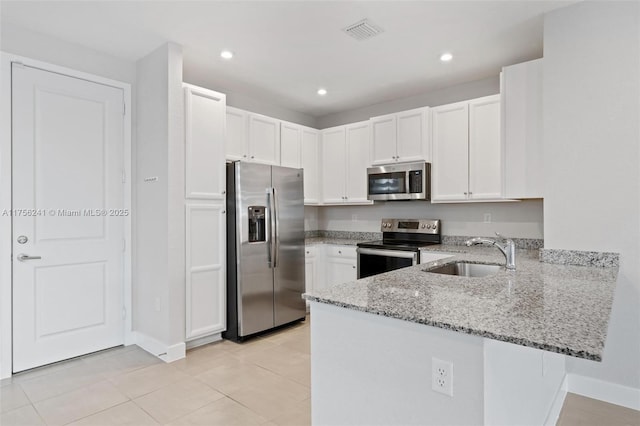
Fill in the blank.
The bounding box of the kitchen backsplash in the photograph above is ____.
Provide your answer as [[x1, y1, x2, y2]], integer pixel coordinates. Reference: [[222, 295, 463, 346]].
[[305, 199, 544, 240]]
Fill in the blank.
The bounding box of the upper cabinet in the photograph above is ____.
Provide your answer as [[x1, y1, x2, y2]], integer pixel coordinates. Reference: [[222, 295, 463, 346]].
[[248, 113, 280, 165], [280, 121, 302, 168], [225, 106, 280, 165], [431, 95, 502, 202], [502, 59, 543, 199], [225, 106, 248, 162], [301, 126, 321, 205], [321, 121, 372, 205], [184, 84, 226, 200], [370, 107, 430, 165]]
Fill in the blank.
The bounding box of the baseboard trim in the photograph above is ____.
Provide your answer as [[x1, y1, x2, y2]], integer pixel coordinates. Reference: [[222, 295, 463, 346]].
[[544, 375, 568, 425], [134, 332, 186, 363], [567, 373, 640, 411], [185, 333, 222, 350]]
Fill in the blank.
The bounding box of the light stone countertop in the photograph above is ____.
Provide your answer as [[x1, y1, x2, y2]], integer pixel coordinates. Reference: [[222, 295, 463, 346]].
[[303, 244, 618, 361], [305, 237, 371, 246]]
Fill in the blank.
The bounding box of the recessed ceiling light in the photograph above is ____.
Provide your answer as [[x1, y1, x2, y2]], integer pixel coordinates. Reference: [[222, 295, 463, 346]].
[[317, 88, 327, 96], [220, 50, 234, 60], [440, 53, 453, 62]]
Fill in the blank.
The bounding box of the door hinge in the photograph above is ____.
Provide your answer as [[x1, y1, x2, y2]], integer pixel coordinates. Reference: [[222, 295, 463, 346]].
[[122, 238, 126, 252], [122, 102, 126, 116], [122, 306, 126, 320], [121, 169, 126, 183]]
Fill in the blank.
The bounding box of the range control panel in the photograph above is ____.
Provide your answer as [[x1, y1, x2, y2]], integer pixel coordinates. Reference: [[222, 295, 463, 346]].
[[380, 218, 441, 234]]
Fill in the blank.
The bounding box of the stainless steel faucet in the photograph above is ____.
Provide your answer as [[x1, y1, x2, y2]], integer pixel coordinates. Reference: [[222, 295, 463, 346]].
[[465, 232, 516, 270]]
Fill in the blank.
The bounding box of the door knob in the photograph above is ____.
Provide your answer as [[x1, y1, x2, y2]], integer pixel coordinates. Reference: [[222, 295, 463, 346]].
[[17, 254, 41, 261]]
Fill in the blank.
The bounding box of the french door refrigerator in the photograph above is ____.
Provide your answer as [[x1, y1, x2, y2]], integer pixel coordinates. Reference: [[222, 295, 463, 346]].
[[224, 161, 306, 341]]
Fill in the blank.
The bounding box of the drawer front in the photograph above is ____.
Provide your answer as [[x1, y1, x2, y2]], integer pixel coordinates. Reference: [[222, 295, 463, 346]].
[[326, 245, 357, 258]]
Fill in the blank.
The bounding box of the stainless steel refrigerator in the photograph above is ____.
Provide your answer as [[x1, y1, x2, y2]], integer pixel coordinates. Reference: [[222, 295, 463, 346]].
[[224, 161, 306, 341]]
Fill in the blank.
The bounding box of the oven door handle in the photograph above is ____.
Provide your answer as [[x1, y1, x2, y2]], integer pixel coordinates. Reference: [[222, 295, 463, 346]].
[[357, 248, 418, 262]]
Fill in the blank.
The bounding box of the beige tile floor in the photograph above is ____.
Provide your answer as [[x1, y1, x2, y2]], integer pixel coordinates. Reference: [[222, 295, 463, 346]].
[[0, 319, 310, 426], [2, 315, 639, 426]]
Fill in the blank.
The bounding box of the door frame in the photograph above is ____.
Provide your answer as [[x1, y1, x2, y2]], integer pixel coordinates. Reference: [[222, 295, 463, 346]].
[[0, 52, 133, 379]]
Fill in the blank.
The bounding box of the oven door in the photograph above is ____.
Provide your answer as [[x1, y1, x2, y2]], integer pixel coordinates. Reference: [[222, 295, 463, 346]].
[[357, 248, 418, 279]]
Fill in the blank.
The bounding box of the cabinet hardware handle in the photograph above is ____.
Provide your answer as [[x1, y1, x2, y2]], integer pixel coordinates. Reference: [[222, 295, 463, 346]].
[[251, 155, 255, 159], [352, 265, 356, 269], [243, 154, 247, 158], [338, 250, 342, 254], [222, 190, 225, 195], [464, 192, 468, 195]]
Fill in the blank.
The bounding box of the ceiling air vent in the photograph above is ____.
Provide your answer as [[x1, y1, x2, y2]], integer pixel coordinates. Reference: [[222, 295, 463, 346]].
[[343, 19, 384, 41]]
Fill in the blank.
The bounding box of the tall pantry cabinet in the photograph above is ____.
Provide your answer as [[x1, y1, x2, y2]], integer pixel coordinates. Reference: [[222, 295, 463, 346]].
[[183, 84, 226, 341]]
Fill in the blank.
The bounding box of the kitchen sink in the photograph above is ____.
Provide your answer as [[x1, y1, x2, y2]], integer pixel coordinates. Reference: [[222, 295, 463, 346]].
[[426, 262, 501, 278]]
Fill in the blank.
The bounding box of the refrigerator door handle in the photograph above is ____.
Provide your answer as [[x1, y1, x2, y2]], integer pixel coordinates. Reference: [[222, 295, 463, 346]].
[[272, 187, 279, 268], [266, 187, 277, 268]]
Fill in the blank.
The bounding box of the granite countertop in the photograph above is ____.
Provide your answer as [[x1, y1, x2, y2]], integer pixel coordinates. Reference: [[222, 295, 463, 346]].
[[304, 244, 619, 361], [305, 237, 370, 246]]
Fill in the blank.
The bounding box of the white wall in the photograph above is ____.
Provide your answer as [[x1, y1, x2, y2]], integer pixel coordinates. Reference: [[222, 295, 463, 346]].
[[543, 1, 640, 390], [313, 200, 544, 239], [134, 43, 185, 351], [182, 74, 316, 128], [0, 23, 136, 84], [316, 76, 500, 129]]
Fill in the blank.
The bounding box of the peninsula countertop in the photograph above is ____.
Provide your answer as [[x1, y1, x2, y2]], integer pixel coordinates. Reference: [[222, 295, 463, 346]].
[[303, 244, 619, 361]]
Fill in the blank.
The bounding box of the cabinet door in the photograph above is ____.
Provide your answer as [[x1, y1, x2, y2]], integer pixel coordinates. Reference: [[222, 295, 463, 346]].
[[185, 202, 226, 340], [280, 121, 302, 168], [321, 127, 347, 204], [370, 114, 397, 165], [301, 127, 321, 204], [502, 59, 543, 199], [431, 102, 470, 201], [469, 95, 502, 200], [325, 257, 357, 286], [248, 113, 280, 165], [184, 85, 226, 200], [226, 106, 248, 161], [345, 121, 372, 204], [397, 107, 430, 163], [304, 250, 316, 294]]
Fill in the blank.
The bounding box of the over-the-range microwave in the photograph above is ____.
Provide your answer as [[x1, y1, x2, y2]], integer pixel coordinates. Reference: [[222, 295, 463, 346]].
[[366, 161, 431, 201]]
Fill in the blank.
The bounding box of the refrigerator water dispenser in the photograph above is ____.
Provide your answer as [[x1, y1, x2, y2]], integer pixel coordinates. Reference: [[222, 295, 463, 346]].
[[248, 206, 266, 243]]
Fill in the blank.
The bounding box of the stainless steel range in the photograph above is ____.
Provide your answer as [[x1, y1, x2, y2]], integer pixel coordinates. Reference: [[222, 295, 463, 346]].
[[357, 219, 441, 279]]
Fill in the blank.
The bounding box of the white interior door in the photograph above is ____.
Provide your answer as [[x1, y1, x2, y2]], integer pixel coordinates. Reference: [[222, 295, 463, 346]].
[[12, 64, 125, 372]]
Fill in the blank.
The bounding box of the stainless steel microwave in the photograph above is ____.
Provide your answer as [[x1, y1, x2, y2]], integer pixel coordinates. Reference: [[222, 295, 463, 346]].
[[366, 162, 431, 201]]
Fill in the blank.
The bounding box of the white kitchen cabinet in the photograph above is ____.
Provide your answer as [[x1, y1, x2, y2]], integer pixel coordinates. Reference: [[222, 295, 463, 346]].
[[324, 245, 357, 288], [431, 95, 502, 202], [184, 84, 226, 200], [304, 246, 318, 308], [225, 107, 280, 165], [502, 58, 543, 199], [225, 106, 248, 161], [370, 107, 430, 165], [182, 83, 227, 341], [280, 120, 302, 168], [248, 113, 280, 165], [185, 202, 226, 340], [301, 126, 321, 205], [321, 122, 372, 205]]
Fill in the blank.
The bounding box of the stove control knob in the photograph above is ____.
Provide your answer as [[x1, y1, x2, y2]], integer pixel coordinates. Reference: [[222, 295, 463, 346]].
[[421, 224, 426, 229], [427, 224, 432, 229], [387, 222, 392, 228]]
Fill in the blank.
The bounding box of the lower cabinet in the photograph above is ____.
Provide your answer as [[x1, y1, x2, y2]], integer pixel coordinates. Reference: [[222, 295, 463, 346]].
[[306, 244, 357, 293], [325, 246, 357, 287], [185, 202, 226, 340]]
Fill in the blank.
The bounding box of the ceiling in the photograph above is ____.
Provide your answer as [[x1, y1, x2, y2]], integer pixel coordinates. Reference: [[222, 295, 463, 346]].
[[0, 1, 575, 118]]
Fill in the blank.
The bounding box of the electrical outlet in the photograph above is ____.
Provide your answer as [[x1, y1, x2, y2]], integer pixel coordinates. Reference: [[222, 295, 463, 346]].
[[432, 357, 453, 397], [484, 213, 492, 223]]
